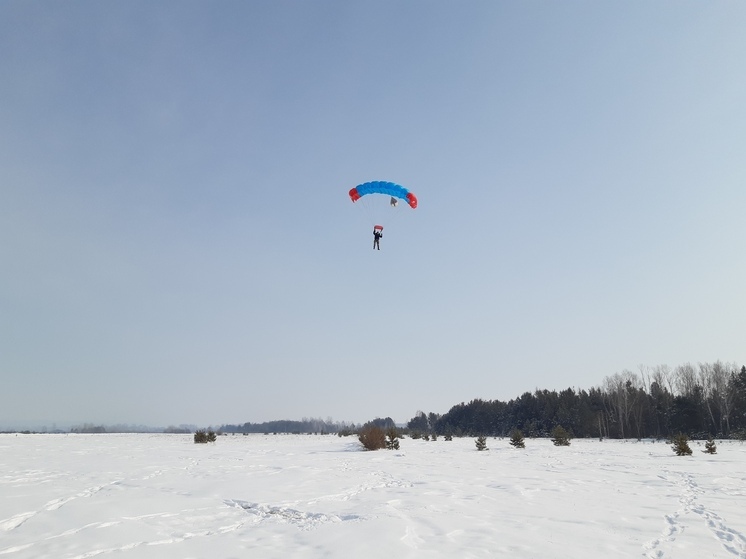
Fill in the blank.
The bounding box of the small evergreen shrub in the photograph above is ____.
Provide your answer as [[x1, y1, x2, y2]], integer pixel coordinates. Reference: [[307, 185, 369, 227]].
[[703, 437, 717, 455], [509, 428, 525, 449], [194, 430, 217, 444], [385, 428, 400, 450], [358, 425, 386, 451], [475, 435, 488, 451], [672, 433, 692, 456], [423, 434, 430, 441], [444, 434, 453, 441], [431, 433, 438, 441], [550, 425, 571, 446]]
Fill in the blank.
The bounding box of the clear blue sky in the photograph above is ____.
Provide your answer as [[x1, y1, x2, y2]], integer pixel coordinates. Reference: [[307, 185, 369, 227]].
[[1, 1, 744, 429]]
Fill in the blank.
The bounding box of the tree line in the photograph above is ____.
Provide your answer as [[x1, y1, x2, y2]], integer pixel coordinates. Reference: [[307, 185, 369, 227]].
[[220, 417, 355, 434], [408, 361, 746, 439]]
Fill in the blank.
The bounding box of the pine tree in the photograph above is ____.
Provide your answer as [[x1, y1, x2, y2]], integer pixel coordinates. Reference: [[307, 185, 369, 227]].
[[385, 428, 400, 450], [475, 435, 488, 451], [550, 425, 571, 446], [672, 433, 692, 456], [194, 430, 216, 444], [703, 437, 717, 454], [509, 428, 525, 448]]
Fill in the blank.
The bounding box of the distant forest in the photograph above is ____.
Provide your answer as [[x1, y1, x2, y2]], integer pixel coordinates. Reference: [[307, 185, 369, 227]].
[[407, 361, 746, 440], [220, 418, 358, 435], [217, 361, 746, 441]]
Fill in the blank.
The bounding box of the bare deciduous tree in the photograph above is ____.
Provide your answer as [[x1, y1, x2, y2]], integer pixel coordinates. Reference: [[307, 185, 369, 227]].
[[710, 361, 738, 436], [675, 363, 698, 397], [603, 370, 640, 439]]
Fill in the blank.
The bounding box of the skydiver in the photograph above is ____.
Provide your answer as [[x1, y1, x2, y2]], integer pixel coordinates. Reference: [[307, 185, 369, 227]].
[[390, 197, 398, 207], [373, 228, 382, 250]]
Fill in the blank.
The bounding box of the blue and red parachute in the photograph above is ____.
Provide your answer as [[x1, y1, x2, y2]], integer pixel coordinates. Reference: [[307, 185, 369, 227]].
[[348, 181, 418, 209]]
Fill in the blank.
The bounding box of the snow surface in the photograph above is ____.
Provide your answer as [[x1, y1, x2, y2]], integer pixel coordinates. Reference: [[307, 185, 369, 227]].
[[1, 434, 745, 559]]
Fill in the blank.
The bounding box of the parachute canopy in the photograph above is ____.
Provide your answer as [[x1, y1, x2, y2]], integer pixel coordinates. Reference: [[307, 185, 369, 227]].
[[349, 181, 417, 209]]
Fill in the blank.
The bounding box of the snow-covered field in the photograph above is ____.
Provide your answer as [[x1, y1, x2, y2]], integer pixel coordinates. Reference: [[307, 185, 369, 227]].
[[1, 434, 745, 559]]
